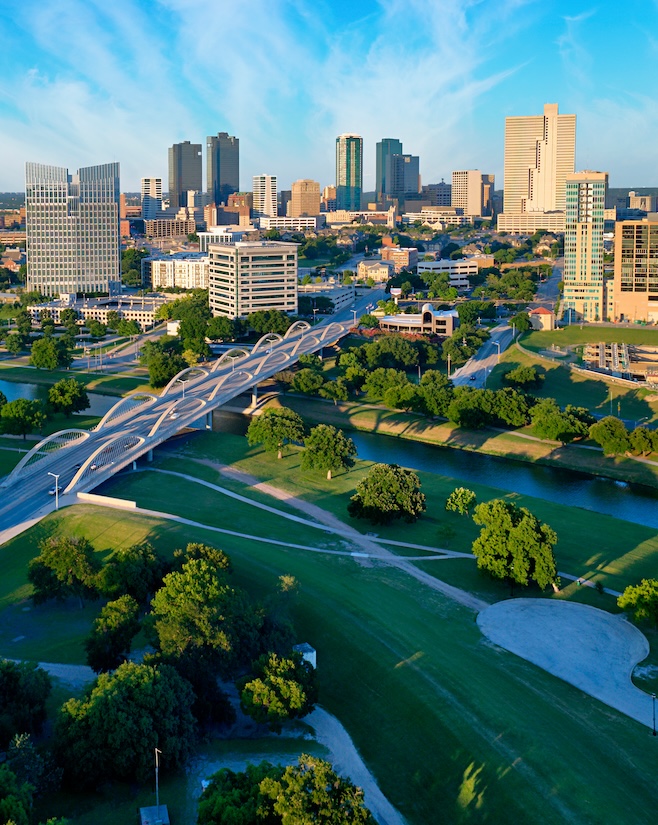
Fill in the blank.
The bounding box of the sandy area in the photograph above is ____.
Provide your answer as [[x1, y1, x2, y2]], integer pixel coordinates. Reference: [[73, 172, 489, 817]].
[[477, 599, 654, 729]]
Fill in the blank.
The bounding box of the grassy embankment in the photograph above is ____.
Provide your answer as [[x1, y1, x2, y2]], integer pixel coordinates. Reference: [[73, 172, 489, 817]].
[[0, 359, 150, 396], [3, 428, 658, 821]]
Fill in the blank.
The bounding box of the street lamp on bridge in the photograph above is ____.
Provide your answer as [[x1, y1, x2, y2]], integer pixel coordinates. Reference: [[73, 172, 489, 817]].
[[47, 472, 60, 511]]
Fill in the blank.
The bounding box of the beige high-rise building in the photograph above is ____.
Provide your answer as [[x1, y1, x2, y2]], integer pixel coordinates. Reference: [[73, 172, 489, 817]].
[[498, 103, 576, 232], [562, 171, 607, 322], [612, 217, 658, 323], [208, 241, 297, 318], [290, 179, 321, 217], [252, 174, 277, 218], [451, 170, 494, 217]]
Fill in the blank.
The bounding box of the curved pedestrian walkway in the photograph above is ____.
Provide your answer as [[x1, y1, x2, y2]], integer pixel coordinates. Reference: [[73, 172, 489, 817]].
[[477, 599, 654, 730]]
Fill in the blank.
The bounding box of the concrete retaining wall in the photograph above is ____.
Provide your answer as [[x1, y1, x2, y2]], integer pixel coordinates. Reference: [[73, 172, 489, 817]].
[[77, 492, 137, 509]]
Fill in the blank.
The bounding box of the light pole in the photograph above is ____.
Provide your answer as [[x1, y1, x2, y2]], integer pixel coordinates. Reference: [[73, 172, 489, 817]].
[[351, 309, 357, 326], [178, 378, 189, 399], [652, 693, 656, 736], [447, 353, 451, 378], [313, 308, 318, 325], [48, 472, 60, 511], [494, 340, 501, 362], [635, 416, 649, 430]]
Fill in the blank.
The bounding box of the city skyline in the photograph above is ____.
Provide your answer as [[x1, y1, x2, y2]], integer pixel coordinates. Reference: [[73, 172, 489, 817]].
[[2, 1, 658, 192]]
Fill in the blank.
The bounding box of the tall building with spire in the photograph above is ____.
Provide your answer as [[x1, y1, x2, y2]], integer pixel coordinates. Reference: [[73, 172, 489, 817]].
[[168, 140, 202, 209], [497, 103, 576, 232], [336, 134, 363, 211], [26, 161, 120, 296], [206, 132, 239, 206]]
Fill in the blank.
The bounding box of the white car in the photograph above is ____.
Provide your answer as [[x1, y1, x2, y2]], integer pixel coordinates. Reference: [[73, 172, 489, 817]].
[[48, 486, 61, 496], [169, 412, 179, 420]]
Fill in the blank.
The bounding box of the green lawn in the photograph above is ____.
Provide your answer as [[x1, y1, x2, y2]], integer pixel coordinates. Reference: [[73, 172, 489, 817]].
[[5, 432, 658, 822], [0, 361, 150, 396], [5, 495, 658, 823], [488, 342, 658, 422]]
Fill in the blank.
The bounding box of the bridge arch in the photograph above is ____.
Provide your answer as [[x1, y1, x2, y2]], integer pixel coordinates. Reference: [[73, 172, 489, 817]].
[[208, 369, 254, 402], [254, 349, 290, 376], [210, 347, 251, 373], [251, 332, 283, 354], [291, 333, 320, 357], [95, 393, 158, 431], [64, 433, 145, 493], [1, 429, 91, 488], [284, 320, 311, 338], [148, 397, 207, 438], [160, 366, 209, 398], [319, 322, 348, 342]]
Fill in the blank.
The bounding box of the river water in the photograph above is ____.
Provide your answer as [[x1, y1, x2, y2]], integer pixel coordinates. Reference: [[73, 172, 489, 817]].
[[0, 379, 115, 417], [213, 410, 658, 530]]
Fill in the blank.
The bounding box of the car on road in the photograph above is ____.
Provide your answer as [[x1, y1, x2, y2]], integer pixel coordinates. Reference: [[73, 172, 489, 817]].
[[470, 375, 477, 381], [48, 486, 61, 496], [169, 412, 179, 420]]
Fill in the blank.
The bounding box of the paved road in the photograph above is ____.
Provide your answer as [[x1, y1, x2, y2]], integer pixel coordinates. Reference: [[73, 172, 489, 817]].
[[0, 290, 384, 539], [451, 324, 516, 388]]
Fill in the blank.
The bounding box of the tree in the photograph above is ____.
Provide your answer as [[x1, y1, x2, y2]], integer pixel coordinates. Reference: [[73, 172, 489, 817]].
[[198, 761, 284, 825], [117, 318, 140, 336], [362, 367, 409, 401], [0, 660, 52, 749], [418, 370, 454, 417], [0, 763, 32, 825], [0, 398, 46, 439], [48, 378, 89, 416], [85, 595, 141, 673], [510, 310, 532, 332], [348, 464, 426, 525], [146, 350, 188, 388], [27, 535, 101, 606], [30, 336, 72, 369], [55, 662, 196, 786], [247, 408, 305, 459], [291, 368, 324, 395], [247, 310, 292, 335], [7, 733, 62, 799], [503, 364, 543, 390], [630, 425, 655, 456], [319, 378, 349, 405], [589, 416, 631, 456], [472, 499, 558, 592], [259, 754, 375, 824], [105, 310, 120, 330], [301, 424, 356, 480], [529, 398, 589, 444], [445, 487, 476, 516], [238, 651, 319, 733], [4, 332, 26, 354], [358, 314, 379, 329], [206, 315, 235, 341], [618, 579, 658, 627], [149, 556, 261, 677], [99, 541, 167, 604]]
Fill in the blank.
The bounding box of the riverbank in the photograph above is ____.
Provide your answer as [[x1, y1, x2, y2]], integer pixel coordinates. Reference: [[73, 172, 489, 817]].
[[257, 394, 658, 489]]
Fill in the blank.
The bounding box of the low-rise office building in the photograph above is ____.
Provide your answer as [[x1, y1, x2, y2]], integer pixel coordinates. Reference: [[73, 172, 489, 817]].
[[143, 253, 209, 290], [27, 294, 173, 330], [417, 258, 478, 290], [378, 304, 459, 336], [258, 216, 325, 231], [208, 241, 298, 319], [357, 260, 394, 283], [380, 245, 419, 272]]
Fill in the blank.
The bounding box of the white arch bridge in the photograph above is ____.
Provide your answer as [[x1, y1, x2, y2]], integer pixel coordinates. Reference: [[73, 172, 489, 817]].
[[0, 319, 353, 534]]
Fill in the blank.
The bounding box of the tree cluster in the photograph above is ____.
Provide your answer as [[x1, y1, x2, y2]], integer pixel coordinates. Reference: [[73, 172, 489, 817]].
[[348, 463, 426, 525], [198, 754, 374, 824]]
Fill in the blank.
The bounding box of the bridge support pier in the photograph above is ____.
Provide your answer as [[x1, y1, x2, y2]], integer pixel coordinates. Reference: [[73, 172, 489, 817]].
[[146, 449, 153, 462], [250, 385, 258, 407], [206, 411, 213, 430]]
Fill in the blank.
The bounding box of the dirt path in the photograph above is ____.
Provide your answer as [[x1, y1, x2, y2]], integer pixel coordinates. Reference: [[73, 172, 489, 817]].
[[160, 462, 487, 612]]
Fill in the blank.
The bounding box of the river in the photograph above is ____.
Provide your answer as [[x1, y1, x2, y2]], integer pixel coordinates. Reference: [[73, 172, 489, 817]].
[[0, 379, 115, 417], [212, 410, 658, 530]]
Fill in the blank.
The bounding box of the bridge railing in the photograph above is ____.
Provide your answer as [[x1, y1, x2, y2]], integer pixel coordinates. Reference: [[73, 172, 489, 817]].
[[1, 429, 91, 488]]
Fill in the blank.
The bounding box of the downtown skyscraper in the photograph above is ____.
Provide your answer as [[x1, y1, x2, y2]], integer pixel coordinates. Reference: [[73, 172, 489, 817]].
[[206, 132, 239, 206], [252, 174, 278, 217], [26, 162, 120, 296], [375, 138, 403, 201], [498, 103, 576, 233], [336, 134, 363, 211], [168, 140, 202, 209]]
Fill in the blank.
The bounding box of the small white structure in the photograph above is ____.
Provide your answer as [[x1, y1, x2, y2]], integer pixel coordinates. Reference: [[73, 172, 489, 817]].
[[294, 642, 317, 669]]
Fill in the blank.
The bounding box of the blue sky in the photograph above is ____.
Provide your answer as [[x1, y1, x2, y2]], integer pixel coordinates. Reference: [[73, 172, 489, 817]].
[[1, 0, 657, 193]]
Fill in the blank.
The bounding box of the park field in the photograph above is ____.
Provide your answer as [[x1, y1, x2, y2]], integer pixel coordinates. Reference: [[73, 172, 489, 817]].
[[0, 360, 150, 396], [4, 430, 658, 822]]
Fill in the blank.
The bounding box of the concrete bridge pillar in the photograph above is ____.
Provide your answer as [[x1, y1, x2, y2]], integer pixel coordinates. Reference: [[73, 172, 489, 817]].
[[251, 385, 259, 407], [206, 411, 213, 430], [146, 449, 153, 462]]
